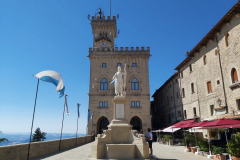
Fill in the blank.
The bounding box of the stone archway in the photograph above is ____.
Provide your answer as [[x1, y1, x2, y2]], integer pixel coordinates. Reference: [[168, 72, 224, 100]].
[[97, 116, 109, 134], [130, 116, 142, 132]]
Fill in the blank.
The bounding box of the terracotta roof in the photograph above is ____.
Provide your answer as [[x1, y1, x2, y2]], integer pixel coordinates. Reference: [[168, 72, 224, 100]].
[[175, 1, 240, 70]]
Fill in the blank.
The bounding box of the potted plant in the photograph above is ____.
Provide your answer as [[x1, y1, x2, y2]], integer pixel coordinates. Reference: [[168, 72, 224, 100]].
[[163, 134, 173, 145], [227, 132, 240, 160], [198, 140, 209, 156], [159, 134, 164, 144], [186, 133, 196, 153], [182, 135, 191, 151], [167, 135, 173, 145], [212, 145, 225, 160]]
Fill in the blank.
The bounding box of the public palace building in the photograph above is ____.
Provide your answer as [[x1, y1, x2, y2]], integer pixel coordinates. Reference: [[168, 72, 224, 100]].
[[87, 11, 151, 135]]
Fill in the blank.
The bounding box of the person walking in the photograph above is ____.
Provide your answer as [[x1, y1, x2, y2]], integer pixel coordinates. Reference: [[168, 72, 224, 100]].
[[147, 128, 153, 155]]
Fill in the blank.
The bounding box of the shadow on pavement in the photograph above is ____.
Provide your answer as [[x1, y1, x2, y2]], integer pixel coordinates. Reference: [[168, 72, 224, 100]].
[[151, 155, 177, 160]]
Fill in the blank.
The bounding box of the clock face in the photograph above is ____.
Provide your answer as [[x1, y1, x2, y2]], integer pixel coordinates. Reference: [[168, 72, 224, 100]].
[[100, 41, 106, 47]]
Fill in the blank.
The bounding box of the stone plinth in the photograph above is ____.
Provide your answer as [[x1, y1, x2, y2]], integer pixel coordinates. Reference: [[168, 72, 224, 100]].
[[107, 144, 135, 159], [90, 96, 149, 159]]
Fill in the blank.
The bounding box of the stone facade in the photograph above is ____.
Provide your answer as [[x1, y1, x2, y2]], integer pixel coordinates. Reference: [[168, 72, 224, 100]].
[[152, 73, 184, 128], [87, 16, 151, 136], [152, 2, 240, 129]]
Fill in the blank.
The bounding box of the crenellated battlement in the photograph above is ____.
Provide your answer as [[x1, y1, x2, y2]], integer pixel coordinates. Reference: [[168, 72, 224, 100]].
[[89, 46, 150, 52], [91, 16, 116, 22]]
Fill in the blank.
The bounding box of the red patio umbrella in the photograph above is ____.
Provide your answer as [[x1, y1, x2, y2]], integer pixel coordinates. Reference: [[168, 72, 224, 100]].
[[173, 122, 199, 148], [172, 119, 195, 128], [200, 118, 240, 150], [178, 122, 199, 147], [174, 122, 198, 128], [190, 121, 210, 127], [200, 123, 240, 129], [201, 118, 240, 127]]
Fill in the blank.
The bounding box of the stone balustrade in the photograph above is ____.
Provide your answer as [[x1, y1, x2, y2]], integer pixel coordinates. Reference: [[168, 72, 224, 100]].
[[0, 135, 93, 160]]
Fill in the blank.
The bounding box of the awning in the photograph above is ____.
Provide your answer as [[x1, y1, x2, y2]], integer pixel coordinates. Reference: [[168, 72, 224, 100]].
[[190, 121, 210, 127], [173, 122, 198, 128], [160, 119, 196, 132], [188, 127, 204, 133], [201, 118, 240, 127], [200, 123, 240, 129], [162, 126, 181, 132], [169, 119, 196, 128], [151, 129, 162, 132]]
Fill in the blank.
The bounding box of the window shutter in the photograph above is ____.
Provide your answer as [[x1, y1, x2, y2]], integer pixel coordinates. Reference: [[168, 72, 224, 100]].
[[233, 69, 238, 82], [207, 82, 212, 93]]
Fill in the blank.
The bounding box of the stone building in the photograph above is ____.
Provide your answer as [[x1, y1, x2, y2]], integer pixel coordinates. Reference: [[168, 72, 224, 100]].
[[152, 73, 184, 128], [152, 1, 240, 129], [87, 13, 151, 135]]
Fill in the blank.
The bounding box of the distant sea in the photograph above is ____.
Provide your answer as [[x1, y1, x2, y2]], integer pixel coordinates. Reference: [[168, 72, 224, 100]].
[[0, 132, 86, 146]]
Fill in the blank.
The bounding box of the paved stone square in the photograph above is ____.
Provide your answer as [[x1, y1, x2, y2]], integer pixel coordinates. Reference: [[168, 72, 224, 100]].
[[31, 142, 209, 160], [152, 142, 208, 160]]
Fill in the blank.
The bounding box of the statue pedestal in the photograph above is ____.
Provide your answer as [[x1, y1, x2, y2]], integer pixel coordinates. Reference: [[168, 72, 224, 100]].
[[90, 96, 149, 159]]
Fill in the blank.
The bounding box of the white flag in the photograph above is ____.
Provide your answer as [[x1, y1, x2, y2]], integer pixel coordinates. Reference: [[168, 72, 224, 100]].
[[35, 70, 65, 98]]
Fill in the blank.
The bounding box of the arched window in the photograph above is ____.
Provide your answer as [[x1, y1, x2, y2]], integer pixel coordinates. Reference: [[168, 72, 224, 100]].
[[131, 78, 139, 90], [203, 55, 207, 65], [231, 68, 238, 83], [100, 78, 108, 90]]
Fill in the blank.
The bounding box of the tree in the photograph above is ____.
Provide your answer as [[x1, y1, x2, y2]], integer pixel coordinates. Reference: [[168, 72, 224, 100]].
[[0, 131, 9, 143], [32, 127, 47, 142]]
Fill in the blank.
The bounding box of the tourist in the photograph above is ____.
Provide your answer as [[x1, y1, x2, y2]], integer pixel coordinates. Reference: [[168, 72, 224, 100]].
[[147, 128, 153, 155]]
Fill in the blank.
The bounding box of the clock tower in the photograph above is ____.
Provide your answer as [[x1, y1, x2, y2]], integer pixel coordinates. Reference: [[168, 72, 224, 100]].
[[91, 9, 117, 49], [87, 9, 152, 136]]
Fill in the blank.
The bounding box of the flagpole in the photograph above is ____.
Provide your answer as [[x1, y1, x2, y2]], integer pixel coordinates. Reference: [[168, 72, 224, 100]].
[[59, 96, 66, 151], [75, 117, 79, 146], [27, 78, 40, 160]]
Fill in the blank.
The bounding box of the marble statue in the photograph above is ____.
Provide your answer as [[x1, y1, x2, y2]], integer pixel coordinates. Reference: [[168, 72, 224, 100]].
[[111, 64, 127, 96]]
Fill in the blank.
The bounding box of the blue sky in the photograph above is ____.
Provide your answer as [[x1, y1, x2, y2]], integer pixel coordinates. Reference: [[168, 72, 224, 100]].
[[0, 0, 237, 134]]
